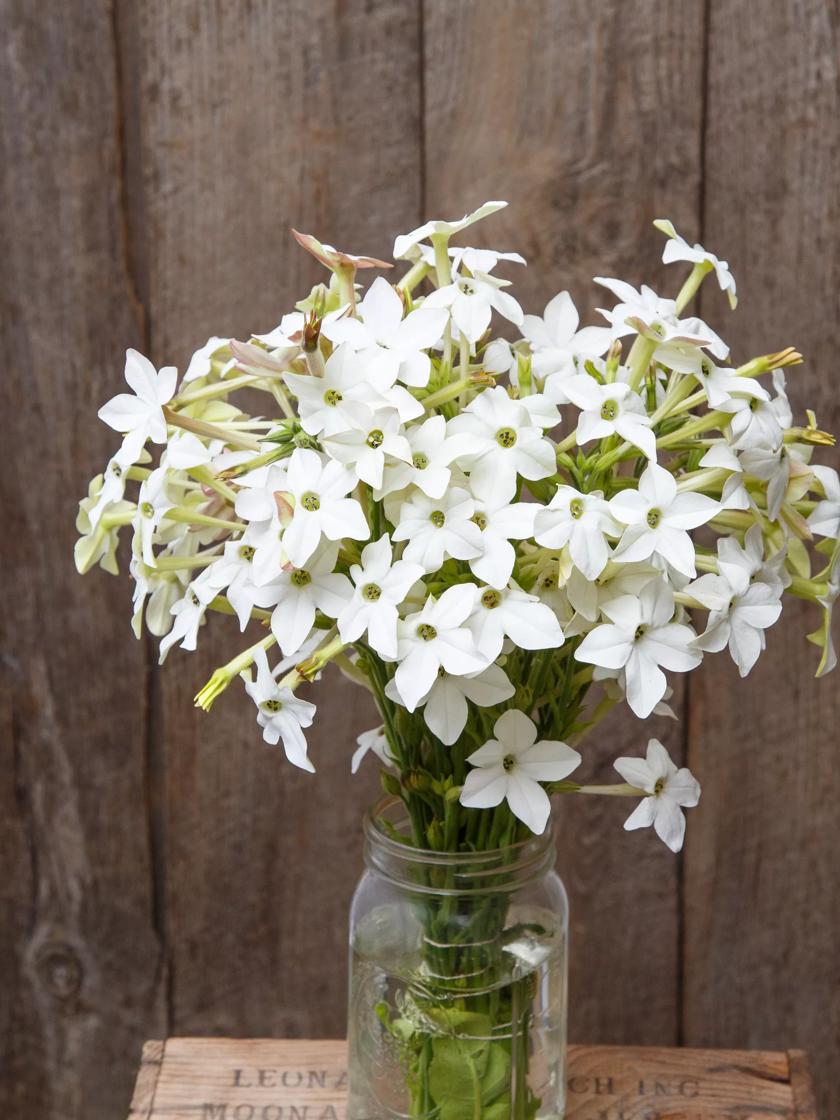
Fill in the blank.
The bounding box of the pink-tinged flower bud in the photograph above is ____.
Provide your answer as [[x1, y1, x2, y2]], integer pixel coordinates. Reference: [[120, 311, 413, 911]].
[[290, 228, 391, 272], [229, 338, 289, 374], [302, 309, 322, 353], [273, 490, 294, 526]]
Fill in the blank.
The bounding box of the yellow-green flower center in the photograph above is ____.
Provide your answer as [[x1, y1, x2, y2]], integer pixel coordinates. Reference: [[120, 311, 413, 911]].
[[366, 429, 384, 449], [362, 583, 382, 601], [430, 510, 446, 528], [496, 426, 518, 449], [291, 568, 311, 587], [302, 492, 320, 512], [417, 623, 437, 641], [481, 589, 502, 609]]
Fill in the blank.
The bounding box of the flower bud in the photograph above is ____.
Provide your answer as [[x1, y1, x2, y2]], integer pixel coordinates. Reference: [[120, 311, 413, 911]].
[[405, 769, 431, 793], [302, 309, 322, 353], [425, 819, 444, 850], [380, 771, 402, 798]]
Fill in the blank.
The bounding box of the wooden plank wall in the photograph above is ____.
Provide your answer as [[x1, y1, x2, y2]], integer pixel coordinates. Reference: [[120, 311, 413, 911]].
[[1, 1, 837, 1117]]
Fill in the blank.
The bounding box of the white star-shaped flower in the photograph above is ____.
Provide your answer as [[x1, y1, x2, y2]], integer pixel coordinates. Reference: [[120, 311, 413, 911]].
[[158, 568, 223, 662], [564, 563, 660, 631], [655, 218, 737, 308], [610, 462, 719, 578], [377, 414, 483, 500], [392, 486, 483, 573], [460, 709, 581, 835], [351, 725, 395, 773], [280, 449, 369, 569], [282, 345, 371, 437], [393, 585, 487, 711], [338, 534, 425, 659], [386, 662, 515, 746], [595, 278, 729, 360], [243, 646, 316, 770], [575, 579, 701, 718], [740, 442, 810, 522], [468, 494, 536, 589], [448, 386, 557, 503], [393, 201, 507, 261], [255, 543, 353, 657], [614, 738, 700, 852], [203, 538, 267, 631], [699, 442, 750, 511], [234, 464, 294, 585], [534, 486, 621, 580], [563, 374, 656, 460], [521, 291, 612, 386], [84, 452, 132, 531], [322, 406, 411, 490], [721, 370, 792, 452], [134, 466, 177, 566], [323, 277, 448, 387], [182, 336, 232, 384], [683, 356, 768, 407], [98, 349, 177, 462], [424, 269, 523, 344], [482, 337, 523, 384], [467, 583, 564, 662], [75, 475, 134, 575], [688, 526, 784, 676], [129, 551, 182, 638]]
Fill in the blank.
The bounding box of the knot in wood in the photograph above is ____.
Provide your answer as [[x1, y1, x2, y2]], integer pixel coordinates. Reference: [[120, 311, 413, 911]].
[[35, 941, 84, 1001]]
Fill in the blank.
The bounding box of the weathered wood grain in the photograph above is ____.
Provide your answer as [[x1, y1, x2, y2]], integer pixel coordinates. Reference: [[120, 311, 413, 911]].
[[0, 2, 166, 1118], [788, 1051, 818, 1120], [422, 0, 707, 1045], [3, 3, 840, 1117], [126, 1038, 813, 1120], [128, 1041, 165, 1120], [684, 5, 840, 1120], [113, 0, 423, 1040]]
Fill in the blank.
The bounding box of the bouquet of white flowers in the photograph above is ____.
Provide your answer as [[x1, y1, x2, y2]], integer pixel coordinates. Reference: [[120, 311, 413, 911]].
[[76, 201, 838, 1118]]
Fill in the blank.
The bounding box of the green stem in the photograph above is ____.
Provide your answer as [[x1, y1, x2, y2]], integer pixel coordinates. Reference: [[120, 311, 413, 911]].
[[163, 406, 261, 451], [674, 261, 713, 314]]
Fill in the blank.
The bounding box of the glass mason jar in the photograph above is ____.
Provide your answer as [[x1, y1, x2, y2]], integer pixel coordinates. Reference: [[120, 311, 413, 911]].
[[347, 799, 569, 1119]]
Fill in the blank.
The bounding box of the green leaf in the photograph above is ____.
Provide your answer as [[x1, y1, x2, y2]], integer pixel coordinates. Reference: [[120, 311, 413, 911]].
[[483, 1099, 512, 1120], [428, 1034, 512, 1120], [423, 1009, 491, 1036], [479, 1042, 512, 1103], [429, 1037, 484, 1120]]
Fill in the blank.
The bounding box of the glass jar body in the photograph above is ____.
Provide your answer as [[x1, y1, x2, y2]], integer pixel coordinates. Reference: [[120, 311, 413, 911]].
[[347, 804, 569, 1119]]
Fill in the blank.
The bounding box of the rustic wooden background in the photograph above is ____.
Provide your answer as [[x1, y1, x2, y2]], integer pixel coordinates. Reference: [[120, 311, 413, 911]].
[[2, 1, 838, 1118]]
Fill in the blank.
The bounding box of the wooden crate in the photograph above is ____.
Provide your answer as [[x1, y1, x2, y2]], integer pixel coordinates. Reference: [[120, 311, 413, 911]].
[[128, 1038, 817, 1119]]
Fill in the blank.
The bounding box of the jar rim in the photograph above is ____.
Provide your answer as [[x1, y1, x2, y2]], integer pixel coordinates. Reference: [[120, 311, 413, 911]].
[[363, 797, 555, 891]]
